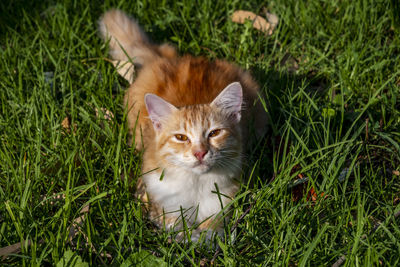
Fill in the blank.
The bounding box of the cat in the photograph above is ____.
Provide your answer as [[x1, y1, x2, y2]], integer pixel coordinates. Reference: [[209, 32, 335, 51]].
[[99, 9, 267, 242]]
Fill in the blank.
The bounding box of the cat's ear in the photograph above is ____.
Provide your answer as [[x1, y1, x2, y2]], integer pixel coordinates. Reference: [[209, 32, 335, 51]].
[[145, 94, 178, 131], [211, 82, 243, 122]]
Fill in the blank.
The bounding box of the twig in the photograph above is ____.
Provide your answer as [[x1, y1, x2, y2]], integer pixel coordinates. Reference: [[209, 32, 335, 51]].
[[0, 239, 45, 260], [0, 240, 31, 259], [332, 255, 346, 267]]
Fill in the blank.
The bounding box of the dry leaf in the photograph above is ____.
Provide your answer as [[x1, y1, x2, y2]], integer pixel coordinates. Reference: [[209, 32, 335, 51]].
[[95, 107, 114, 121], [61, 117, 77, 134], [67, 203, 111, 262], [393, 170, 400, 176], [61, 117, 70, 129], [265, 12, 279, 28], [307, 187, 325, 202], [112, 60, 135, 84], [231, 10, 277, 35], [68, 204, 90, 242]]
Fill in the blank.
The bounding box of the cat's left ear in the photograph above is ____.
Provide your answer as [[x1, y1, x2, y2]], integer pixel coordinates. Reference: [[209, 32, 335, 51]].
[[145, 94, 178, 131], [211, 82, 243, 122]]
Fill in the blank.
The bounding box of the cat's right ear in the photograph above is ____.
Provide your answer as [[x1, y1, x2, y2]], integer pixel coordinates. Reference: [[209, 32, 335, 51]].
[[211, 82, 243, 123], [145, 94, 178, 131]]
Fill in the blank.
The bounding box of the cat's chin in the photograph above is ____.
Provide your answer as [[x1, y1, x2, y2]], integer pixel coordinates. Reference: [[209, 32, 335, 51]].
[[190, 163, 212, 174]]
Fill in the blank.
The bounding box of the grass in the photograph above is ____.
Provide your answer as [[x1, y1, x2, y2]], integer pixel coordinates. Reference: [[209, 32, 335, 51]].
[[1, 0, 400, 265]]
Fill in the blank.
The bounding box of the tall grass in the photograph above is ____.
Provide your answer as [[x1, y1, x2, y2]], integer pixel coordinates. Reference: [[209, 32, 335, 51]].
[[1, 0, 400, 265]]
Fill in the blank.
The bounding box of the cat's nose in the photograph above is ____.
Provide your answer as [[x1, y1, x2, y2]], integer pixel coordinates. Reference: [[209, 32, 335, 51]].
[[194, 150, 208, 161]]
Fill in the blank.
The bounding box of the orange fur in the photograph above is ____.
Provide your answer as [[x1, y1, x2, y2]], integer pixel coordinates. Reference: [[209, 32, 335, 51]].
[[100, 9, 267, 242], [124, 56, 265, 148]]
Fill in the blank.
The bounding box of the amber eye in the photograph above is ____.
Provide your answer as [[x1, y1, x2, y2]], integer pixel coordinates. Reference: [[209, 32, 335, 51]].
[[208, 129, 221, 138], [174, 134, 189, 141]]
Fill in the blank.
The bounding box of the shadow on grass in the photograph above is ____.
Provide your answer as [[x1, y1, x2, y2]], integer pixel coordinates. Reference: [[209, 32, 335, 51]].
[[248, 65, 334, 179], [0, 0, 48, 36]]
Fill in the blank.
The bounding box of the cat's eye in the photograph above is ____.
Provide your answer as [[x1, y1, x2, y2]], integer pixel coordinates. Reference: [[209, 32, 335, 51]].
[[208, 129, 221, 138], [174, 134, 189, 142]]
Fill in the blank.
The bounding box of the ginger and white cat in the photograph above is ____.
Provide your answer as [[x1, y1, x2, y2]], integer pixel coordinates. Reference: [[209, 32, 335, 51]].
[[99, 9, 266, 241]]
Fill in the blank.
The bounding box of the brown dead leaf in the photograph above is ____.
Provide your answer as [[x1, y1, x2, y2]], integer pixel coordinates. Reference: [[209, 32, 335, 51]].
[[61, 117, 70, 129], [67, 203, 111, 263], [95, 107, 114, 121], [265, 12, 279, 29], [231, 10, 278, 35], [112, 60, 135, 84], [61, 117, 77, 134], [307, 187, 325, 202], [68, 204, 90, 242], [393, 170, 400, 176]]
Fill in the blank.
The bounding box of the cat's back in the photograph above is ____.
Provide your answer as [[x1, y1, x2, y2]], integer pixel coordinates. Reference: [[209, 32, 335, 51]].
[[149, 55, 253, 107], [128, 55, 259, 112]]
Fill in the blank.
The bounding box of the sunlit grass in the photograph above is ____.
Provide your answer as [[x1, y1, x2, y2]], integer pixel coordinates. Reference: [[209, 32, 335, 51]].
[[1, 0, 400, 265]]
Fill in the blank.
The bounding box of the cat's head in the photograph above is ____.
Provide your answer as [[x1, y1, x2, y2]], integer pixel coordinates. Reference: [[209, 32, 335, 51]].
[[145, 82, 243, 174]]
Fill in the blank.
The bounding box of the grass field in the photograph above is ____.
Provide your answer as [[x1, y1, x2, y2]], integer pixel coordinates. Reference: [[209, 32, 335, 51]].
[[1, 0, 400, 265]]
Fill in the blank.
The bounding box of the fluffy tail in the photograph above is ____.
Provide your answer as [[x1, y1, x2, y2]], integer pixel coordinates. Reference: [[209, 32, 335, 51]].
[[99, 9, 175, 66]]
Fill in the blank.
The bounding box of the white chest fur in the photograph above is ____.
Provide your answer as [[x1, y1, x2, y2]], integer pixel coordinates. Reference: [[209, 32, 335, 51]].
[[143, 167, 238, 223]]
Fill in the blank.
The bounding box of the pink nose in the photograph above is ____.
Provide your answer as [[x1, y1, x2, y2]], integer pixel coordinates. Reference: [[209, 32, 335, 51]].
[[194, 150, 208, 161]]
